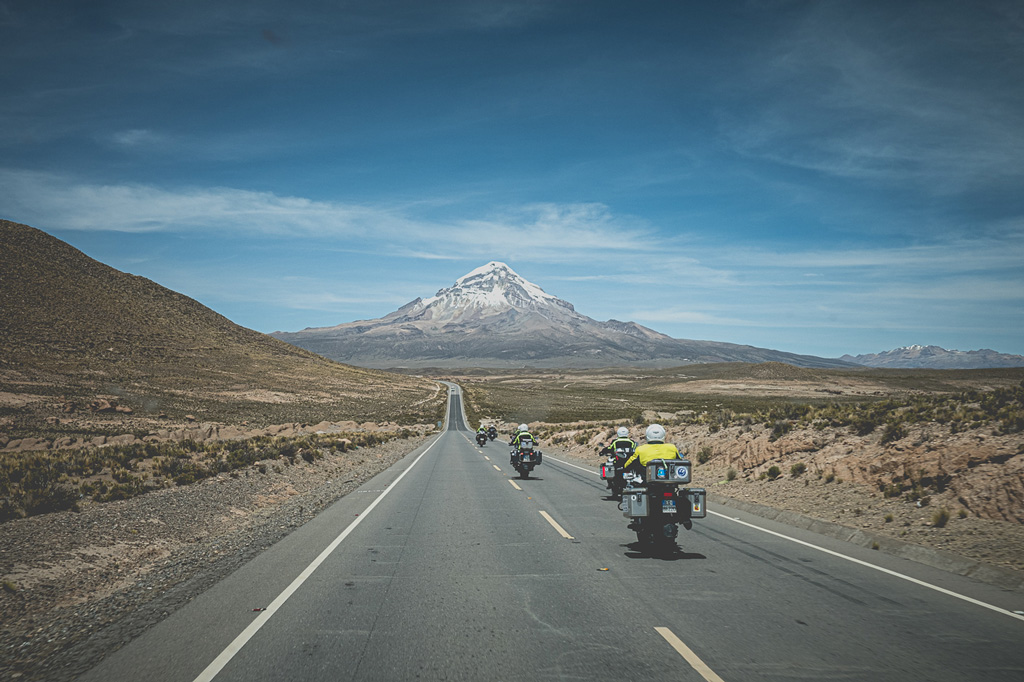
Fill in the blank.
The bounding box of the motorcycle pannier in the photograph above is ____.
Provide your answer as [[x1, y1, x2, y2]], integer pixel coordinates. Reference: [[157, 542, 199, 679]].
[[684, 488, 707, 518], [600, 463, 616, 479], [645, 458, 691, 484], [622, 489, 649, 517]]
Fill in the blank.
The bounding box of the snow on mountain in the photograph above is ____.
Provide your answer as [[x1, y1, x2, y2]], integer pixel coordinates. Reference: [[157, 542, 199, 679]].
[[422, 261, 567, 310], [840, 345, 1024, 369]]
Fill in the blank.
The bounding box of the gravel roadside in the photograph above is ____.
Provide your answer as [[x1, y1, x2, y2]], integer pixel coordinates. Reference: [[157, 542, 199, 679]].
[[0, 435, 433, 682]]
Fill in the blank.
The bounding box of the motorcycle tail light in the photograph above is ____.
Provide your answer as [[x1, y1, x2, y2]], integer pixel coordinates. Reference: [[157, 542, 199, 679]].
[[663, 492, 673, 498]]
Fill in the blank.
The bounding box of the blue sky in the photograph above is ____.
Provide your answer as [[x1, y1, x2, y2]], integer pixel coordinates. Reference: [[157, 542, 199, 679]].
[[2, 0, 1023, 359]]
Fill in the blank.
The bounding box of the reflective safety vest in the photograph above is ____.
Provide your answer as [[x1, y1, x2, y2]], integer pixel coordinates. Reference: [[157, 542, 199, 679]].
[[610, 437, 636, 456], [512, 431, 536, 447], [623, 442, 679, 469]]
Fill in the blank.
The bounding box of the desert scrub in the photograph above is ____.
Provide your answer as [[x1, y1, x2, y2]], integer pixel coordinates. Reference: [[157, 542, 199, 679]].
[[0, 429, 419, 522], [790, 462, 806, 477], [697, 446, 714, 464], [726, 468, 737, 481], [932, 508, 951, 528], [766, 465, 781, 480]]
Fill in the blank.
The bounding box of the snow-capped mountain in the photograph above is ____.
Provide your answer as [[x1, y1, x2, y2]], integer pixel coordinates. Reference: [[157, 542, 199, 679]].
[[387, 261, 577, 326], [840, 345, 1024, 369], [272, 262, 853, 369]]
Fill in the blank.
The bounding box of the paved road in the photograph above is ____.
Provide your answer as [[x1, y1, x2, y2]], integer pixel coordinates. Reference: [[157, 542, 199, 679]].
[[80, 384, 1024, 681]]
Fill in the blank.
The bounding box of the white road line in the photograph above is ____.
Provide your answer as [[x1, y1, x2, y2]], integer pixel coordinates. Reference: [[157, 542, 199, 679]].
[[655, 627, 726, 682], [508, 480, 522, 491], [553, 452, 1024, 622], [539, 510, 575, 540], [546, 454, 597, 474], [708, 510, 1024, 622], [191, 434, 443, 682]]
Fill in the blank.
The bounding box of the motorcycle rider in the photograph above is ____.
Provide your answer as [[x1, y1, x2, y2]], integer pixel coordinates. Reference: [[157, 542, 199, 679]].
[[510, 423, 537, 464], [609, 426, 636, 455], [623, 424, 693, 536], [623, 424, 679, 479]]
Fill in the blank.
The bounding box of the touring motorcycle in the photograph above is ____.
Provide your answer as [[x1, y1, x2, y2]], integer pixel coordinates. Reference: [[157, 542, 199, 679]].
[[598, 442, 633, 500], [620, 458, 705, 548], [510, 437, 542, 479]]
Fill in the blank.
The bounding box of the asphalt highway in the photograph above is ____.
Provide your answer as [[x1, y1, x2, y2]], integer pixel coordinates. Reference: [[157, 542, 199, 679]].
[[79, 384, 1024, 681]]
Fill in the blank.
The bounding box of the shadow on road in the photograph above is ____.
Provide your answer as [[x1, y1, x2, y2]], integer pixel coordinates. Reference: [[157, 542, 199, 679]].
[[622, 542, 707, 561]]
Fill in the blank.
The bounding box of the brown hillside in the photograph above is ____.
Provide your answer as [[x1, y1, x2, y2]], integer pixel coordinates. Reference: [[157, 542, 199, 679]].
[[0, 220, 443, 434]]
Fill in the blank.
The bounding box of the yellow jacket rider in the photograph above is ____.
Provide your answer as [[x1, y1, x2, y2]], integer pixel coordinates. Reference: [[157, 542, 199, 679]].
[[623, 424, 679, 474]]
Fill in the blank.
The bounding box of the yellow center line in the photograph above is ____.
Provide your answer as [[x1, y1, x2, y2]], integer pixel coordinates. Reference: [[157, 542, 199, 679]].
[[484, 456, 490, 461], [655, 627, 725, 682], [508, 480, 522, 491], [492, 464, 502, 471], [539, 510, 574, 540]]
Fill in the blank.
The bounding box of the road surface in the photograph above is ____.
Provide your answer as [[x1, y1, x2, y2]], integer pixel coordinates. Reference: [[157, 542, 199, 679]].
[[79, 383, 1024, 681]]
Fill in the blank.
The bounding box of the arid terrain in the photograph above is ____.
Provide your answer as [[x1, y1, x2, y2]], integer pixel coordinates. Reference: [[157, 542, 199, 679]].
[[465, 364, 1024, 578], [0, 427, 435, 682]]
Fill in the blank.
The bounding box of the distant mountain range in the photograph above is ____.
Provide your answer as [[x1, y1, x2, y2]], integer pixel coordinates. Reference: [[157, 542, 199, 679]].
[[840, 345, 1024, 369], [272, 261, 854, 369]]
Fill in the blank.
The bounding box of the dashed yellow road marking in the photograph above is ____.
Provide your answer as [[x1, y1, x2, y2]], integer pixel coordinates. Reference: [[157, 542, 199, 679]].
[[508, 480, 522, 491], [539, 510, 574, 540], [655, 627, 725, 682]]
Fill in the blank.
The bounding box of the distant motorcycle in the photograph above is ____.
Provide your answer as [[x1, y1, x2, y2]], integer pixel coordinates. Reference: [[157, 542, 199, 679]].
[[620, 458, 705, 549], [487, 426, 498, 441], [510, 437, 542, 479], [476, 431, 488, 446], [598, 442, 633, 500]]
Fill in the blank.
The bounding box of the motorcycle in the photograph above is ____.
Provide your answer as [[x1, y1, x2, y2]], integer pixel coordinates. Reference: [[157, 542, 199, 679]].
[[476, 431, 488, 446], [510, 438, 542, 479], [487, 426, 498, 441], [620, 458, 706, 549], [598, 443, 633, 500]]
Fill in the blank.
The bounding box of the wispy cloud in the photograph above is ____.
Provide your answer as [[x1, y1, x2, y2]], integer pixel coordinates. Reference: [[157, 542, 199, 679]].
[[724, 1, 1024, 193], [0, 171, 660, 263]]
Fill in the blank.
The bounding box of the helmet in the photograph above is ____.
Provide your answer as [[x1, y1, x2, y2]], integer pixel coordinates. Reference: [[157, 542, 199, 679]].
[[616, 426, 629, 438], [518, 423, 529, 432], [645, 424, 666, 442]]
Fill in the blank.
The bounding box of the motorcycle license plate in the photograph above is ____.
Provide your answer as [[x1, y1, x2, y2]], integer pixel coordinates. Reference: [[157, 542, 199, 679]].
[[662, 500, 677, 513]]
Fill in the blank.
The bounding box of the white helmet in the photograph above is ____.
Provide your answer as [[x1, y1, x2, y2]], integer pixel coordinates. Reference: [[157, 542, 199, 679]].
[[645, 424, 666, 442], [616, 427, 629, 438], [518, 423, 529, 432]]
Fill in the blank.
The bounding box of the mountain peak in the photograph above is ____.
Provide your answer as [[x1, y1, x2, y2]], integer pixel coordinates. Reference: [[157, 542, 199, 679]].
[[421, 261, 572, 314]]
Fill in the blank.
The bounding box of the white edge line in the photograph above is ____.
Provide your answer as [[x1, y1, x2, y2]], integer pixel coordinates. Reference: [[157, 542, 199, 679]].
[[546, 454, 597, 475], [191, 434, 444, 682], [708, 509, 1024, 623], [539, 510, 574, 540], [655, 627, 725, 682], [550, 454, 1024, 622]]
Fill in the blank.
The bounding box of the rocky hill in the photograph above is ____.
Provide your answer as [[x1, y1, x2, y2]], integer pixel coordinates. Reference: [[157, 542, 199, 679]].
[[0, 220, 443, 437], [841, 345, 1024, 369], [273, 261, 854, 370]]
